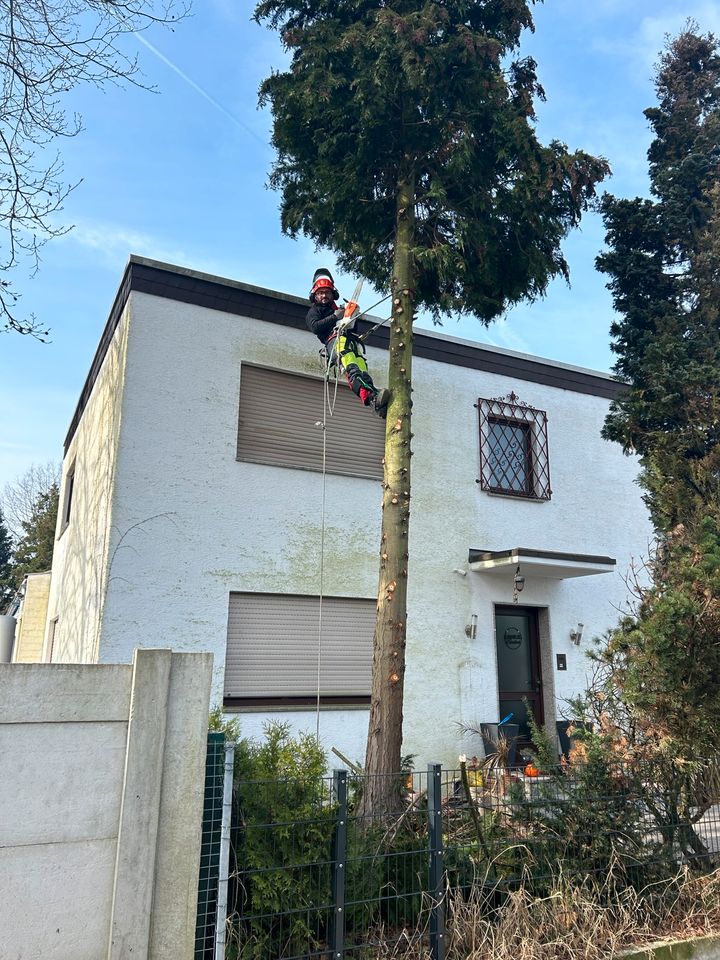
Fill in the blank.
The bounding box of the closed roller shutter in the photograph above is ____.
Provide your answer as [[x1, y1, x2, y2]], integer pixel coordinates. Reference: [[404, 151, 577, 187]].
[[224, 592, 375, 705], [236, 364, 384, 480]]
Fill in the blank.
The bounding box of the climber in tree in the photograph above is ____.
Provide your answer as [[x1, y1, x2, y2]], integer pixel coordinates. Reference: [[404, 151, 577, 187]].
[[306, 268, 390, 418]]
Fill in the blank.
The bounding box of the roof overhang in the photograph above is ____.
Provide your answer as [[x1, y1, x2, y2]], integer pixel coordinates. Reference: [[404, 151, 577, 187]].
[[468, 547, 616, 580], [63, 257, 625, 453]]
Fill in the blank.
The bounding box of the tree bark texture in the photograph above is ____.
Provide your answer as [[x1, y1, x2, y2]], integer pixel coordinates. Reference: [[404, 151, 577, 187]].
[[361, 169, 416, 821]]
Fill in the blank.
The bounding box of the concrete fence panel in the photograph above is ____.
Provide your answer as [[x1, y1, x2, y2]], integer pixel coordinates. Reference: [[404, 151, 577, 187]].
[[0, 648, 212, 960]]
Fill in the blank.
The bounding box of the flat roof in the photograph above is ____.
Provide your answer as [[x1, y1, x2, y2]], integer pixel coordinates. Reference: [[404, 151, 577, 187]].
[[64, 256, 623, 452]]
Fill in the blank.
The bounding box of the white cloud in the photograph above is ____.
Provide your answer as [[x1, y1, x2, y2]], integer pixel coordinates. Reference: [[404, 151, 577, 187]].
[[65, 221, 188, 266], [62, 220, 245, 281], [596, 2, 720, 70]]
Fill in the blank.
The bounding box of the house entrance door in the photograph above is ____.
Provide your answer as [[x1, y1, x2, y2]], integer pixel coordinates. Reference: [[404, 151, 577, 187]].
[[494, 606, 544, 745]]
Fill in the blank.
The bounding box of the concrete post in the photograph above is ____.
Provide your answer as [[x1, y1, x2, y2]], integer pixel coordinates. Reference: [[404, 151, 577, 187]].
[[149, 652, 213, 960], [108, 649, 172, 959]]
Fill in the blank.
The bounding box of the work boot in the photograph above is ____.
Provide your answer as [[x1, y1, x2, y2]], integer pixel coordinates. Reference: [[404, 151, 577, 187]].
[[374, 388, 390, 419]]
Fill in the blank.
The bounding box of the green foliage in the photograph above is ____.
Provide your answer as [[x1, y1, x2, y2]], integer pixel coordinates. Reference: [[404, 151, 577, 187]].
[[254, 0, 608, 322], [603, 519, 720, 755], [209, 704, 242, 746], [515, 726, 670, 893], [595, 25, 720, 766], [9, 482, 59, 589], [256, 0, 609, 808], [0, 506, 14, 611], [343, 826, 427, 935], [228, 727, 430, 954], [598, 28, 720, 532], [230, 722, 333, 959]]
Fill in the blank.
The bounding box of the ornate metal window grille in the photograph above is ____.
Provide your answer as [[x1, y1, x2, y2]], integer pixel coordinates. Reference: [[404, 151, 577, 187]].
[[477, 393, 551, 500]]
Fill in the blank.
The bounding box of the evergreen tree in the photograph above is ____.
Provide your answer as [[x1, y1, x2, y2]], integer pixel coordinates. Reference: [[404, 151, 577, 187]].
[[10, 483, 59, 590], [255, 0, 608, 814], [598, 28, 720, 533], [0, 506, 14, 612], [597, 28, 720, 756]]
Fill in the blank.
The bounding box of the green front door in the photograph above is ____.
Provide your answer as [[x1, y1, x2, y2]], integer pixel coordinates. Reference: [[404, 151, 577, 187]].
[[494, 606, 544, 743]]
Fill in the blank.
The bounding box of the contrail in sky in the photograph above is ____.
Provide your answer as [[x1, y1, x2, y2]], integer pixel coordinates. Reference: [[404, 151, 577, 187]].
[[132, 30, 270, 150]]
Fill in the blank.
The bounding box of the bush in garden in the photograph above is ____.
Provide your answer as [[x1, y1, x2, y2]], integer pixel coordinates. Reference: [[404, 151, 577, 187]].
[[227, 721, 335, 960]]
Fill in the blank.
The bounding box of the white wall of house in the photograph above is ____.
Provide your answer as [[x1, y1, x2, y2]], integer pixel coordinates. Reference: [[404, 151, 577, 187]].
[[0, 649, 212, 960], [404, 351, 649, 763], [46, 306, 131, 664], [44, 274, 651, 769]]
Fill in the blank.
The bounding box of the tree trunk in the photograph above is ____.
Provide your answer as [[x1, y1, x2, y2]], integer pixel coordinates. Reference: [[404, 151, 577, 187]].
[[361, 169, 416, 821]]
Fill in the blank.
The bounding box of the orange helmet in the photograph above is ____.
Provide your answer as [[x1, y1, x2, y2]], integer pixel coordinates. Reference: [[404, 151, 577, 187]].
[[309, 268, 339, 301]]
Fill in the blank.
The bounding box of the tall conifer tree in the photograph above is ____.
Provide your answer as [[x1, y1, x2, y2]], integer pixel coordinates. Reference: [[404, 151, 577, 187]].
[[0, 507, 14, 612], [255, 0, 608, 814], [10, 484, 59, 590], [597, 28, 720, 754], [598, 28, 720, 532]]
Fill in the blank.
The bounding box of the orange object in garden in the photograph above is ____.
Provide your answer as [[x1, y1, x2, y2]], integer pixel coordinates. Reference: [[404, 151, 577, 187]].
[[524, 763, 540, 778]]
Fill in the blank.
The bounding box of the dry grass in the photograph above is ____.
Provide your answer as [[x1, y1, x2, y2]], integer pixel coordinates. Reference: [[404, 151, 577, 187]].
[[370, 864, 720, 960]]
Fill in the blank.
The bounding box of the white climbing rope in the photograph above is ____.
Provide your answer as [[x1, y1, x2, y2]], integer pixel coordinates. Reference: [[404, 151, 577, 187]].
[[313, 286, 390, 740], [314, 350, 341, 740]]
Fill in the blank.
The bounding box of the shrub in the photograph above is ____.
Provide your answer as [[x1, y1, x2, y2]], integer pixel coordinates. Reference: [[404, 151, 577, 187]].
[[227, 722, 334, 960]]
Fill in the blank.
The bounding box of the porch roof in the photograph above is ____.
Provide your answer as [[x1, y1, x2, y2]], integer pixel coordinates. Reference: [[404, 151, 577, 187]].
[[467, 547, 616, 580]]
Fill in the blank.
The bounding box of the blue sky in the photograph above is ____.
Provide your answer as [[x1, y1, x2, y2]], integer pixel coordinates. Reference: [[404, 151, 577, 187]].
[[2, 0, 720, 490]]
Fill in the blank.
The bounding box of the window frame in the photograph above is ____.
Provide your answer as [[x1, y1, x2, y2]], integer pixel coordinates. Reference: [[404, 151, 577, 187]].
[[223, 591, 375, 709], [477, 394, 551, 501], [59, 461, 76, 536], [236, 363, 384, 481]]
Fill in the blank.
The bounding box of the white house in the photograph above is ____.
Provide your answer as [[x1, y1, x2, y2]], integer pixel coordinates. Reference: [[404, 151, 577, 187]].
[[41, 256, 651, 767]]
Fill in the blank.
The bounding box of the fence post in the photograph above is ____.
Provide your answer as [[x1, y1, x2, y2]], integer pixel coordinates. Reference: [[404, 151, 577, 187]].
[[194, 732, 226, 960], [427, 763, 446, 960], [214, 739, 235, 960], [329, 769, 348, 960]]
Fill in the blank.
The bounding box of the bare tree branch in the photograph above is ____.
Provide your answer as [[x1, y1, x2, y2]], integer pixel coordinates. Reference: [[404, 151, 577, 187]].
[[1, 459, 60, 540], [0, 0, 189, 337]]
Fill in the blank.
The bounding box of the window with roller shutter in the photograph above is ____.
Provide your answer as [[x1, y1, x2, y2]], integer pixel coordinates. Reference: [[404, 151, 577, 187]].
[[236, 364, 385, 481], [224, 592, 375, 707]]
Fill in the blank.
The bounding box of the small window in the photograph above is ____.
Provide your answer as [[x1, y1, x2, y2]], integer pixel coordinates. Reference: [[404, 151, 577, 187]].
[[46, 616, 59, 662], [224, 592, 375, 707], [478, 393, 551, 500], [59, 462, 75, 534]]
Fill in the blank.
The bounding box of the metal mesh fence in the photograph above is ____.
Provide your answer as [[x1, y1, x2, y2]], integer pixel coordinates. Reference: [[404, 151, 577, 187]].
[[195, 732, 227, 960], [439, 759, 720, 893], [204, 757, 720, 960], [227, 768, 440, 960]]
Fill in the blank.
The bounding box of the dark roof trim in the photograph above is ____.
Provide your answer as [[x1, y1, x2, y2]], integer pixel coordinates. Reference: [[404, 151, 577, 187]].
[[64, 256, 624, 452], [468, 547, 617, 566]]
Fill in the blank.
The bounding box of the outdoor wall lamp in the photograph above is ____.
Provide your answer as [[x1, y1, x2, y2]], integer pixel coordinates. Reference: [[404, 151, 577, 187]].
[[465, 613, 478, 639], [512, 565, 525, 604], [570, 622, 584, 645]]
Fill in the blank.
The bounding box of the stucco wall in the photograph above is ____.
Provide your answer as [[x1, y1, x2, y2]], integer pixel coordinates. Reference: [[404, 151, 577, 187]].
[[13, 571, 51, 662], [0, 649, 212, 960], [79, 290, 652, 768], [46, 305, 131, 664]]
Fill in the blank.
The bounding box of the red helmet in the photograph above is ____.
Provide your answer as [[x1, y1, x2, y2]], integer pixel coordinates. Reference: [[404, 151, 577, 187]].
[[309, 268, 339, 301]]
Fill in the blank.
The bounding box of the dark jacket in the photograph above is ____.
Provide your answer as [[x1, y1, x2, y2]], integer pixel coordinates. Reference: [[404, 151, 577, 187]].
[[306, 301, 339, 344]]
